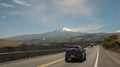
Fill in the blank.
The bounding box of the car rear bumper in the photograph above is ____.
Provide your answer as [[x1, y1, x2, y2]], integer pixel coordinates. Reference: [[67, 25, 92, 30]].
[[65, 55, 83, 59]]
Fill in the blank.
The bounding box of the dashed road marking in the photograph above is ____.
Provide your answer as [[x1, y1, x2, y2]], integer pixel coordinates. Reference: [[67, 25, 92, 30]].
[[37, 58, 64, 67]]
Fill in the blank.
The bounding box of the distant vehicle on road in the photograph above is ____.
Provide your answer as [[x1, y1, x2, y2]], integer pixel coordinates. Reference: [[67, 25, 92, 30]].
[[65, 45, 86, 62], [88, 44, 94, 48]]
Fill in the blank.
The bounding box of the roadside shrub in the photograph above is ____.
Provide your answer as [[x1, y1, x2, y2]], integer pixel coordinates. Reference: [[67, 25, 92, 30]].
[[102, 34, 120, 53]]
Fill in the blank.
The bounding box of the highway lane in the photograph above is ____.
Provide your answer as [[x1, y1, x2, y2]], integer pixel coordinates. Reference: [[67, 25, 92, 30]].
[[98, 47, 120, 67], [45, 46, 98, 67], [0, 51, 65, 67], [0, 46, 120, 67]]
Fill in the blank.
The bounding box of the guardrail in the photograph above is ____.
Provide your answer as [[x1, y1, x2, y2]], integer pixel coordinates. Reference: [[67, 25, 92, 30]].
[[0, 49, 64, 63]]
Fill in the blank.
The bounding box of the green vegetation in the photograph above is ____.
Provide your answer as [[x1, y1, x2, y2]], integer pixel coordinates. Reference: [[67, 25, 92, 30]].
[[0, 44, 65, 53], [102, 34, 120, 53], [0, 33, 104, 53]]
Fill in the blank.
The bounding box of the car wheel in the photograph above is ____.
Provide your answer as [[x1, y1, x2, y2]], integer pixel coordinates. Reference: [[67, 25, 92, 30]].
[[65, 58, 69, 62], [84, 57, 86, 60]]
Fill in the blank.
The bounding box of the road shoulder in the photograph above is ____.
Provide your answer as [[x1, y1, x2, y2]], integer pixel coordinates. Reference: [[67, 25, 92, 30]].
[[105, 49, 120, 65]]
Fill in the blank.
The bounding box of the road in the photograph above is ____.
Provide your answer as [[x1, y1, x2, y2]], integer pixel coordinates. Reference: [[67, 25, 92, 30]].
[[0, 46, 120, 67]]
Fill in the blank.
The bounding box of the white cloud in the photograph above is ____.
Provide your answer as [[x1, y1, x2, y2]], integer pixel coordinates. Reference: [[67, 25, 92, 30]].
[[62, 24, 103, 33], [32, 4, 47, 14], [53, 0, 94, 16], [25, 4, 48, 21], [0, 3, 14, 8], [13, 0, 30, 7], [9, 10, 25, 15], [116, 30, 120, 33], [0, 16, 7, 19], [26, 3, 47, 16]]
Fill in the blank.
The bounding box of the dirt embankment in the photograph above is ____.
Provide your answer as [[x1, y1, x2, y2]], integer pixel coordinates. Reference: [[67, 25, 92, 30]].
[[0, 39, 22, 48]]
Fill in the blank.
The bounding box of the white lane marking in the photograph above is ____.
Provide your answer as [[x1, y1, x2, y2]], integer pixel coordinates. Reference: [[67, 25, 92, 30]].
[[94, 46, 99, 67]]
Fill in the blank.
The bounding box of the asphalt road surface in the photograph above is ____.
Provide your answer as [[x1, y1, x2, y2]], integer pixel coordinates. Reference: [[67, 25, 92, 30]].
[[0, 46, 120, 67]]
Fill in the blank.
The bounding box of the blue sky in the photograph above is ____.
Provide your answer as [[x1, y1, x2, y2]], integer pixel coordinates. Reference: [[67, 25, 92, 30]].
[[0, 0, 120, 38]]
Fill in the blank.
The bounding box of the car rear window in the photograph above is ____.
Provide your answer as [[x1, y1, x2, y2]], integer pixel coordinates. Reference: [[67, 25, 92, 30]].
[[66, 49, 80, 54]]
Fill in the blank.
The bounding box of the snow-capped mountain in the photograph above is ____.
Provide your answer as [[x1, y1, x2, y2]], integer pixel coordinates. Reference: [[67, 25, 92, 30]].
[[59, 27, 73, 32], [56, 27, 81, 32], [5, 28, 83, 41], [5, 28, 114, 44]]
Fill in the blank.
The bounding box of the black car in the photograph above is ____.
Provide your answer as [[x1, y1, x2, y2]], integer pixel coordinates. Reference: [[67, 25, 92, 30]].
[[65, 45, 86, 62]]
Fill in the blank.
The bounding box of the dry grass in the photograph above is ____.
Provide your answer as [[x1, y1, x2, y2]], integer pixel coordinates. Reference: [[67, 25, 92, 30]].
[[0, 39, 22, 47]]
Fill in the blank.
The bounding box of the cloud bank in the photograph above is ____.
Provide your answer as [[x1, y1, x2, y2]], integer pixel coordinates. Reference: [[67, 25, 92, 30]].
[[116, 30, 120, 33], [62, 24, 103, 33], [13, 0, 30, 7], [8, 10, 25, 15], [53, 0, 93, 16], [0, 3, 14, 8]]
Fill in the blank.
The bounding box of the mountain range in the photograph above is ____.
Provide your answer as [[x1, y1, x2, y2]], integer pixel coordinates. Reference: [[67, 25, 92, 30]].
[[4, 28, 119, 44], [6, 28, 85, 41]]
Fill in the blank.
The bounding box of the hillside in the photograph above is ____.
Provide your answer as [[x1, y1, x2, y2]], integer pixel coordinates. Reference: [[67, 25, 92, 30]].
[[5, 32, 115, 44], [69, 33, 110, 42], [0, 39, 23, 48], [102, 34, 120, 53]]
